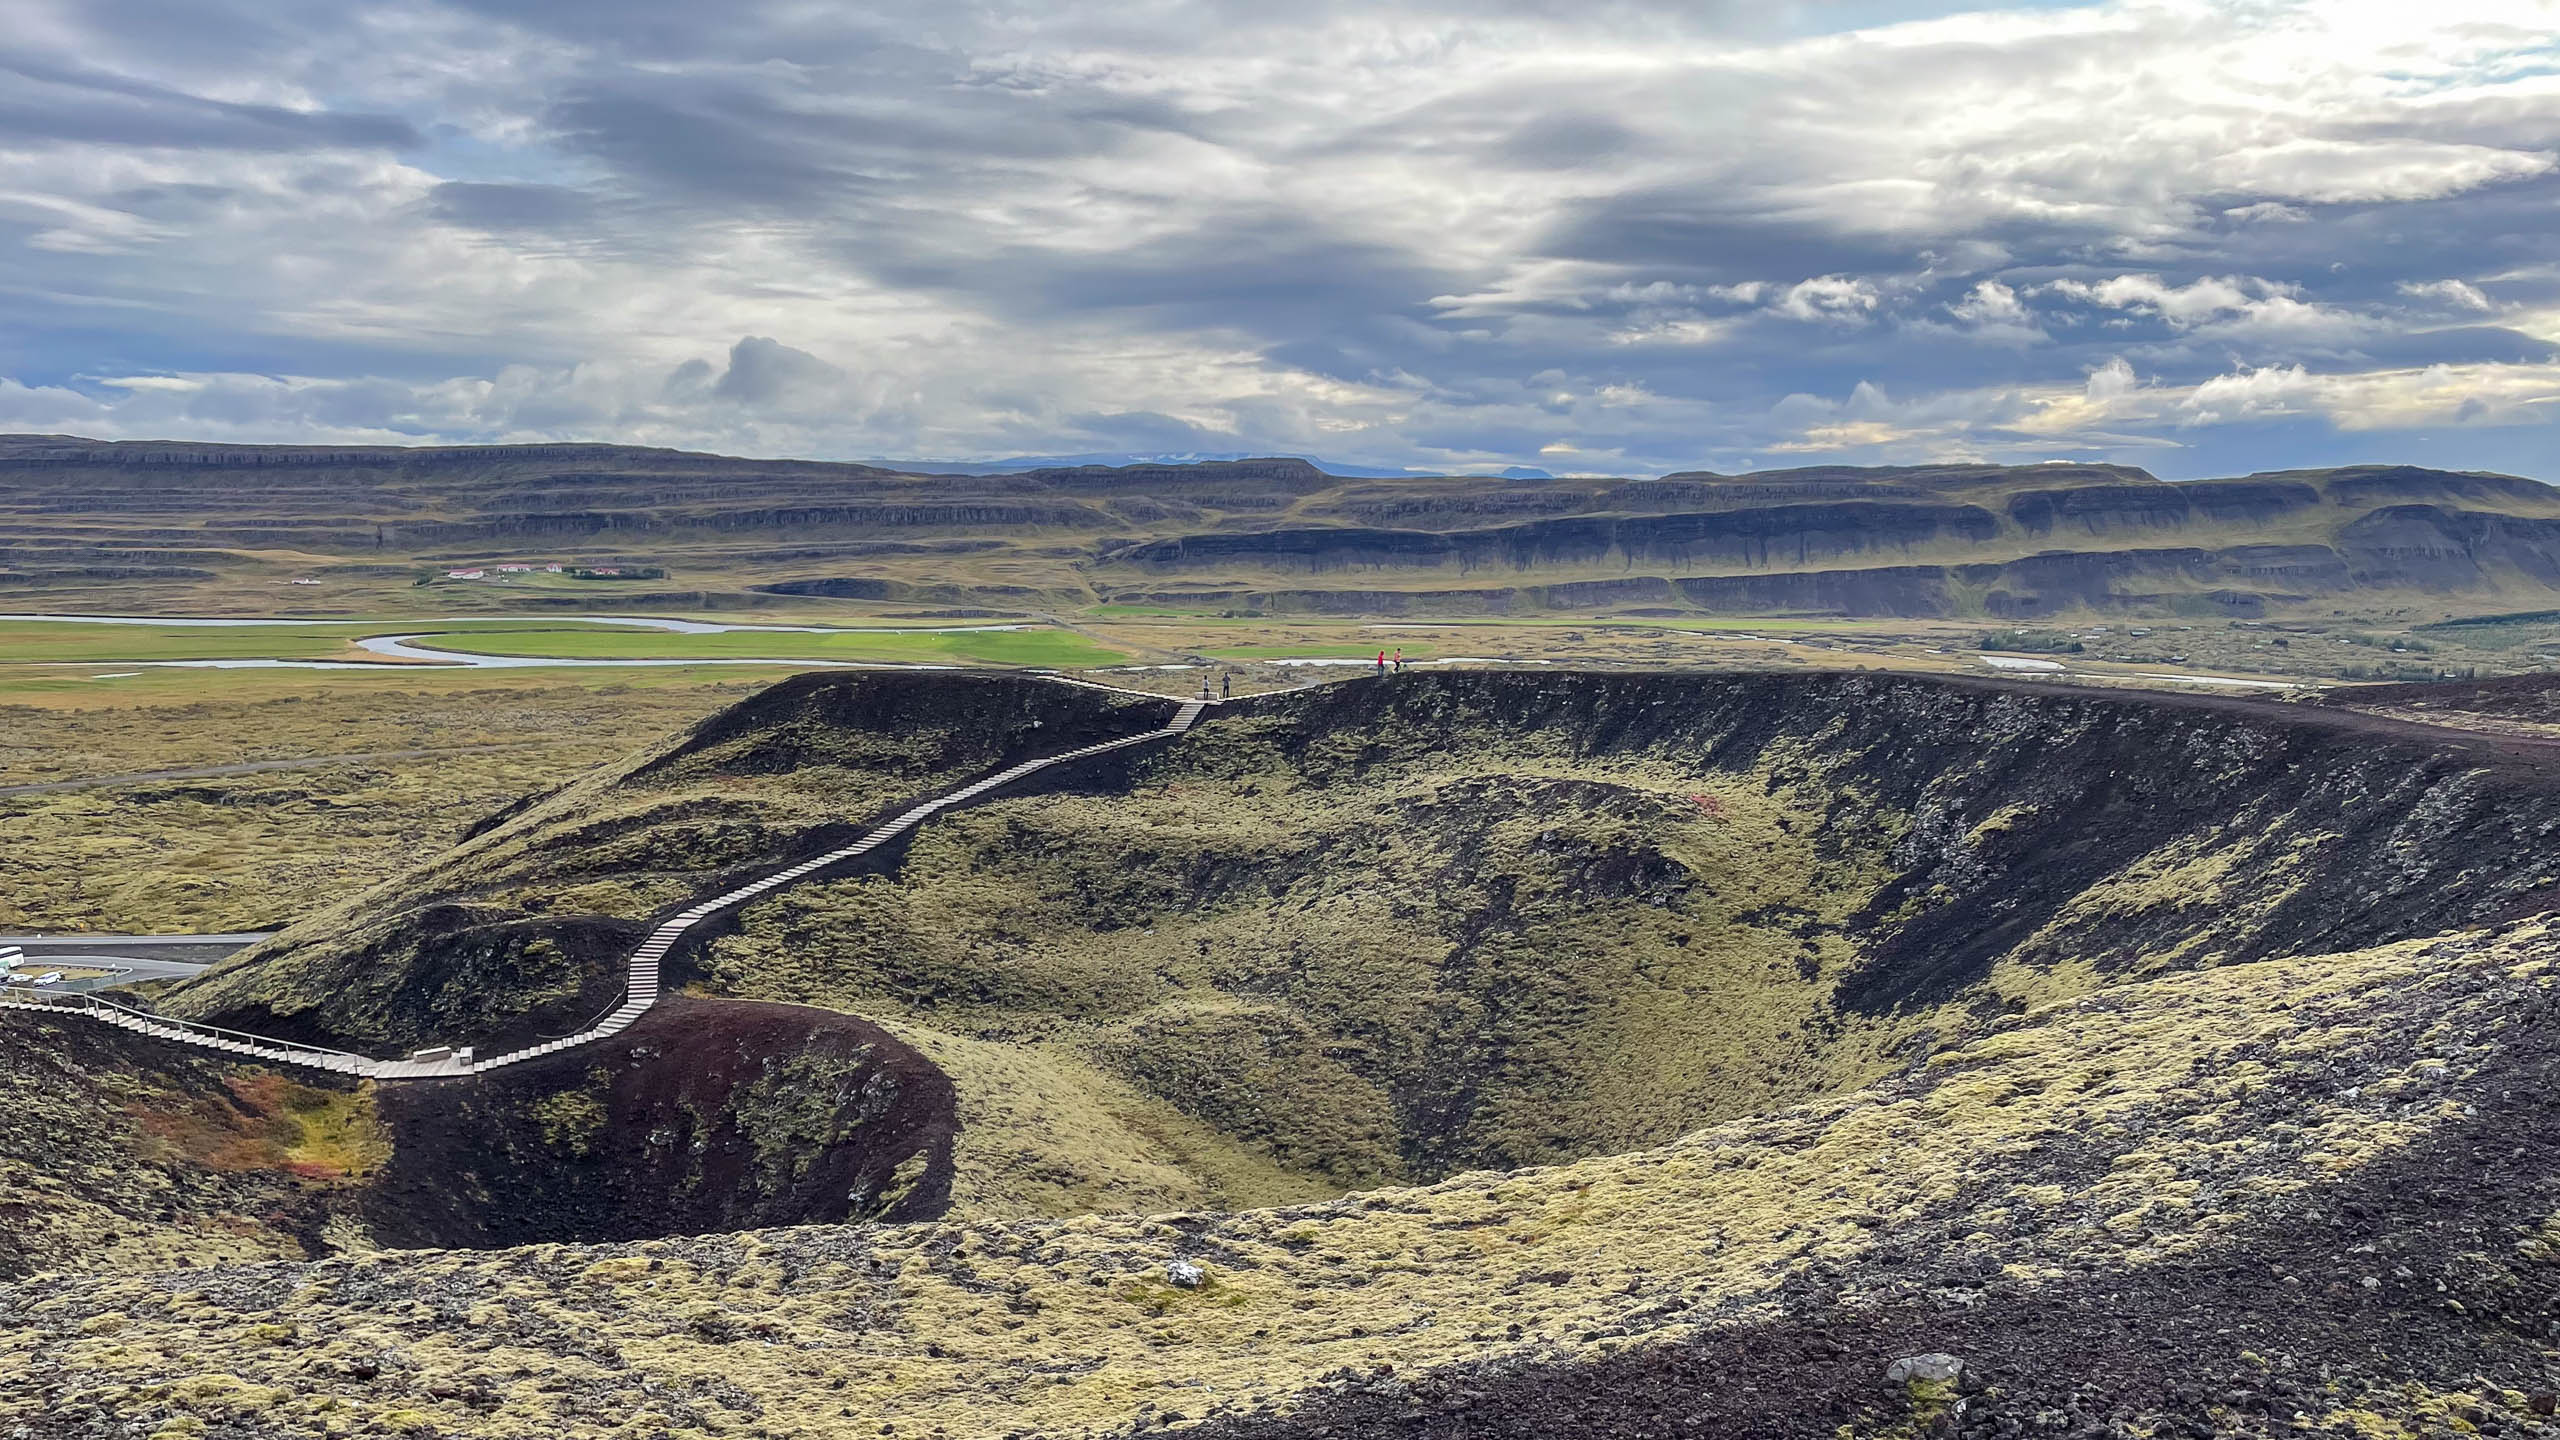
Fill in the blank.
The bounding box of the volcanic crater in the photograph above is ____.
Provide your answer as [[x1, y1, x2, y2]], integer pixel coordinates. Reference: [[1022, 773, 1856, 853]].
[[9, 668, 2560, 1440], [128, 669, 2560, 1247]]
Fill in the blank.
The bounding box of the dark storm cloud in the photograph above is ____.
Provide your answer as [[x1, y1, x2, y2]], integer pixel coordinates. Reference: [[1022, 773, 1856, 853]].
[[1492, 113, 1644, 171], [542, 88, 871, 209], [2182, 174, 2560, 304], [936, 219, 1459, 342], [537, 68, 1188, 223], [708, 336, 847, 408], [425, 182, 597, 231], [1535, 189, 1944, 284], [0, 53, 420, 151]]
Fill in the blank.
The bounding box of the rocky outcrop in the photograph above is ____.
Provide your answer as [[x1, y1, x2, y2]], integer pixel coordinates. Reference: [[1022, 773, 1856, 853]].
[[2339, 504, 2560, 590], [1672, 565, 1954, 615], [2006, 480, 2321, 534]]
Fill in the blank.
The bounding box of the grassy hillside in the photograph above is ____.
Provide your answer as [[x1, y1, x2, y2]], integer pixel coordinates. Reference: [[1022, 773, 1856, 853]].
[[163, 673, 1181, 1055]]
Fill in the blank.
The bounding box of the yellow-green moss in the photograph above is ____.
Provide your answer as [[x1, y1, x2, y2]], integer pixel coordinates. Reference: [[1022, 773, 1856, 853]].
[[9, 926, 2542, 1440], [527, 1087, 609, 1157]]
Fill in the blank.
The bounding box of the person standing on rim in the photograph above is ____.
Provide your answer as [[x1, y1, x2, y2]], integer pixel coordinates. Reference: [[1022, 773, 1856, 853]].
[[1393, 648, 1404, 672], [1221, 671, 1232, 700], [1376, 649, 1388, 675]]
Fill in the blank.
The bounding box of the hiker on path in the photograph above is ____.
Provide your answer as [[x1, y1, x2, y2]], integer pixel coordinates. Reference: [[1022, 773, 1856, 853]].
[[1221, 672, 1232, 699], [1393, 648, 1404, 672], [1376, 650, 1388, 675]]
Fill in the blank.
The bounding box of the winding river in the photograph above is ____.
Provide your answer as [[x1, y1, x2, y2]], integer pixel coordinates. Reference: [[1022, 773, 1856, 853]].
[[0, 613, 1031, 671]]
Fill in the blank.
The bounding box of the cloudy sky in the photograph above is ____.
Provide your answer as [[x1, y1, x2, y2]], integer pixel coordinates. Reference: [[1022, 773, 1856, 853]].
[[1, 0, 2556, 478]]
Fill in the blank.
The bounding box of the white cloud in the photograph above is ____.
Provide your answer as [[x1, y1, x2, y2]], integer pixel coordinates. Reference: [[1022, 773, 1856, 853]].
[[2049, 275, 2261, 327], [2221, 201, 2309, 224], [2182, 361, 2560, 430], [1949, 280, 2027, 326], [1771, 275, 1883, 324], [2047, 273, 2376, 342], [2398, 278, 2498, 312], [2197, 138, 2551, 206]]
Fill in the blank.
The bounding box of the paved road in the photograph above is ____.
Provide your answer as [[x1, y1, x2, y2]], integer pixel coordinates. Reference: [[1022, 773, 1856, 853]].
[[1, 932, 268, 953], [3, 935, 236, 997], [0, 933, 263, 977], [46, 956, 210, 982]]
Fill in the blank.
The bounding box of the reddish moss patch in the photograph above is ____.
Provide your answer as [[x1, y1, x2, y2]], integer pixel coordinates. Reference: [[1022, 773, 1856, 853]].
[[125, 1069, 385, 1186]]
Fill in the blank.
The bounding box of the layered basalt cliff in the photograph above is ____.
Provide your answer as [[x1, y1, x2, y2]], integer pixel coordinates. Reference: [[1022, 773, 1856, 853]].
[[7, 435, 2558, 615], [1101, 502, 2006, 573]]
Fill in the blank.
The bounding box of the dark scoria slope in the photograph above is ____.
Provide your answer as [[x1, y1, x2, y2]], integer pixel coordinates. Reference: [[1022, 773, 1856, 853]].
[[361, 996, 957, 1250], [7, 434, 2559, 615]]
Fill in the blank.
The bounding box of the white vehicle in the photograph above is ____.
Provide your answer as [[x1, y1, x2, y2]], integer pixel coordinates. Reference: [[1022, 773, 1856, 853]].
[[31, 971, 64, 986]]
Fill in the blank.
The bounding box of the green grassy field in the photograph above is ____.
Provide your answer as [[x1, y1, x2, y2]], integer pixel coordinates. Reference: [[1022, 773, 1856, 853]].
[[0, 617, 1131, 669], [1593, 616, 1915, 634], [411, 625, 1131, 667], [0, 663, 810, 712], [0, 620, 379, 663], [1201, 643, 1428, 660], [0, 617, 695, 664]]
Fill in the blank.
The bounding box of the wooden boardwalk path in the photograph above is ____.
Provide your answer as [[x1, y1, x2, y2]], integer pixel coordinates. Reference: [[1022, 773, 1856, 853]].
[[0, 691, 1212, 1080]]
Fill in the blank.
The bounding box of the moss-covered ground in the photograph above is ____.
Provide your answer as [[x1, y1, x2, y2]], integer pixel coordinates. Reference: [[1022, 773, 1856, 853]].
[[0, 679, 766, 932], [0, 1017, 386, 1280], [704, 736, 1915, 1215], [3, 924, 2549, 1438]]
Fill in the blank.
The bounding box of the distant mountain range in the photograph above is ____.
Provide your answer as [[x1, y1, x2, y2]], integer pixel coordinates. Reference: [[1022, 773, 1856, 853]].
[[2, 434, 2554, 619]]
